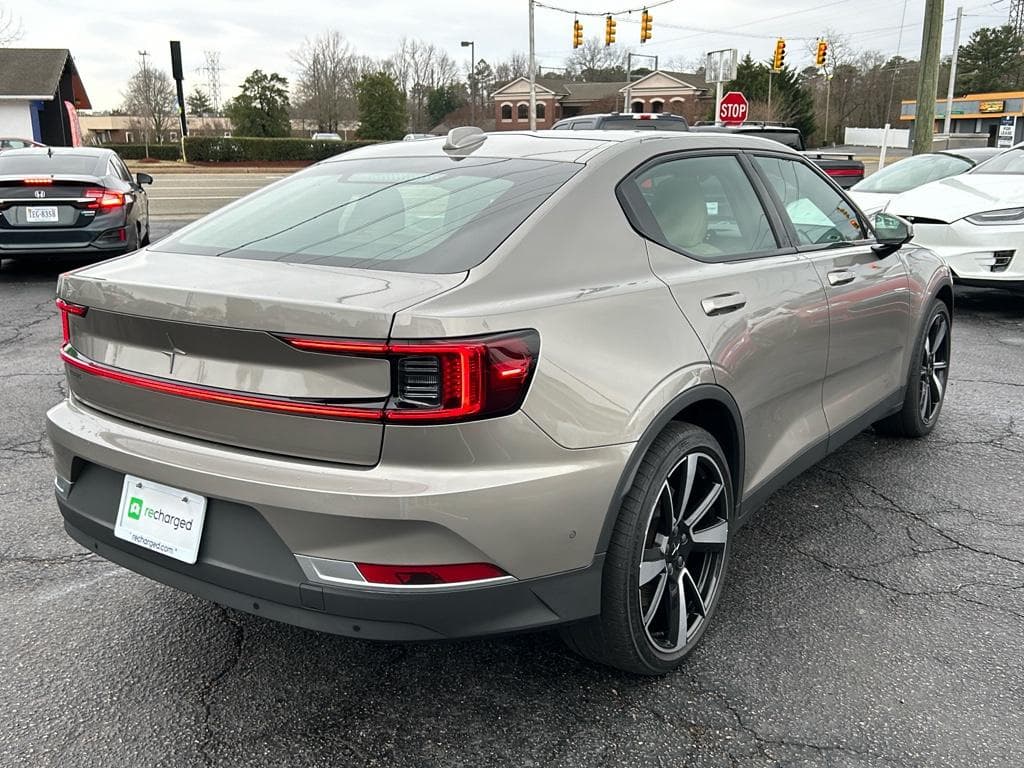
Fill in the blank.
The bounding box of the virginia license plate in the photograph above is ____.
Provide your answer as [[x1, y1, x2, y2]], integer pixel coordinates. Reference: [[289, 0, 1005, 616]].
[[114, 475, 207, 564], [26, 206, 58, 223]]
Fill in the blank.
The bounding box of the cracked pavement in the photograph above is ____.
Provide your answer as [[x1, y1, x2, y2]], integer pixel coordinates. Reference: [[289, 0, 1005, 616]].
[[1, 247, 1022, 767]]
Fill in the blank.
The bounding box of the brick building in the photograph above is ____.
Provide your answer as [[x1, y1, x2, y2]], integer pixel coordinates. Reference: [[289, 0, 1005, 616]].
[[490, 71, 709, 130]]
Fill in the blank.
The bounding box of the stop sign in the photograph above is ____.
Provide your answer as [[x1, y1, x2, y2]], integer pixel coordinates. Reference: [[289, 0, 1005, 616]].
[[718, 91, 748, 126]]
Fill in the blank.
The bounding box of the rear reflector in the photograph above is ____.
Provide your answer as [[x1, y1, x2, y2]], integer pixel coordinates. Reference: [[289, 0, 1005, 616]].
[[356, 562, 507, 586]]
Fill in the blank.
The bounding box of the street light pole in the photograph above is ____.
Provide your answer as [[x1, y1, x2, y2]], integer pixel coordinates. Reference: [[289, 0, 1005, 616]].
[[138, 50, 150, 159], [943, 6, 963, 136], [461, 40, 476, 126], [528, 0, 537, 130]]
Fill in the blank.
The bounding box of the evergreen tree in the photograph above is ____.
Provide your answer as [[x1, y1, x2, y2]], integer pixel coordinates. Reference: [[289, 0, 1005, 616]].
[[225, 70, 291, 137], [356, 72, 406, 140]]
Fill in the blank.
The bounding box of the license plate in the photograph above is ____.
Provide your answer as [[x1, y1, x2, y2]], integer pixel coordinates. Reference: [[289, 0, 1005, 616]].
[[26, 206, 58, 223], [114, 475, 207, 564]]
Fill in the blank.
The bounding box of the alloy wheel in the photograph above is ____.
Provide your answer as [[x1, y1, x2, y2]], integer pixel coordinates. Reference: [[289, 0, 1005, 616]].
[[638, 451, 729, 654], [919, 312, 950, 424]]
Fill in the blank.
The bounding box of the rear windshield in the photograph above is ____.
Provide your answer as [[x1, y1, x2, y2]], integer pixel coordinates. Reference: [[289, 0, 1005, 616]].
[[749, 130, 803, 150], [153, 156, 580, 273], [853, 153, 972, 193], [600, 117, 688, 131], [0, 154, 102, 176]]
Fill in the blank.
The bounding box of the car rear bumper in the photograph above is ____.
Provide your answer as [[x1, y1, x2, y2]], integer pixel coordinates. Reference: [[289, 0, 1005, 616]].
[[0, 235, 129, 257], [58, 467, 604, 641], [46, 397, 630, 639]]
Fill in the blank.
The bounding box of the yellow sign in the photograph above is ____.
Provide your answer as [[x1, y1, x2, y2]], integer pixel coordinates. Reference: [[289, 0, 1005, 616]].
[[979, 100, 1005, 113]]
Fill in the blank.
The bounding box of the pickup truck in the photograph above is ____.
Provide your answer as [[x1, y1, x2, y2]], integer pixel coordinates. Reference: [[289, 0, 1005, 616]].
[[691, 124, 866, 189]]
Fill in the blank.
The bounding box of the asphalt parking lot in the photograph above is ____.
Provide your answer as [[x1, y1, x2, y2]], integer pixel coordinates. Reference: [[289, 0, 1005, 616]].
[[143, 171, 291, 218], [1, 212, 1022, 766]]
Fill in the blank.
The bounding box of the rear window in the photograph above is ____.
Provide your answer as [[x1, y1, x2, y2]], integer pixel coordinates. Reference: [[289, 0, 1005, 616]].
[[599, 117, 688, 131], [153, 156, 580, 273], [0, 154, 103, 176], [747, 130, 804, 150], [971, 148, 1024, 174]]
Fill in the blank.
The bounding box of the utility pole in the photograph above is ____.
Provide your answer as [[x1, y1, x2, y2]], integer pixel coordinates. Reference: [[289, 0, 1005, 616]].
[[461, 40, 476, 126], [528, 0, 537, 130], [943, 6, 963, 135], [913, 0, 945, 154], [138, 50, 150, 159]]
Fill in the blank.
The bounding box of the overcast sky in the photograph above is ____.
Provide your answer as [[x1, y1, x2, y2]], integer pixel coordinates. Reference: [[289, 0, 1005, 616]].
[[12, 0, 1012, 111]]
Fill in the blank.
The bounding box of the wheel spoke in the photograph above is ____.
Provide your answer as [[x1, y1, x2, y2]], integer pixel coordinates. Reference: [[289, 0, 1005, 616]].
[[681, 567, 707, 618], [639, 550, 667, 586], [932, 317, 947, 353], [683, 482, 723, 529], [920, 378, 931, 419], [923, 335, 931, 358], [690, 518, 728, 552], [674, 456, 698, 527], [931, 372, 944, 404], [933, 361, 948, 371], [642, 572, 668, 627], [665, 575, 688, 649], [658, 481, 675, 535]]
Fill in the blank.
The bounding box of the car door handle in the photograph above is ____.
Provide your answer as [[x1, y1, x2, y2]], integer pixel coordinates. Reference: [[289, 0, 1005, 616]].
[[827, 270, 856, 286], [701, 292, 747, 316]]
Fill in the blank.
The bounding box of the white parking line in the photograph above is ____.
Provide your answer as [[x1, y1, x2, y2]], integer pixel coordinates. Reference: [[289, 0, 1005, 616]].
[[148, 195, 242, 200]]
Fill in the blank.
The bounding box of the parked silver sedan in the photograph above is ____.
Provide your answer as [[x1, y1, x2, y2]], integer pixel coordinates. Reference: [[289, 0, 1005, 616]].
[[47, 128, 952, 674]]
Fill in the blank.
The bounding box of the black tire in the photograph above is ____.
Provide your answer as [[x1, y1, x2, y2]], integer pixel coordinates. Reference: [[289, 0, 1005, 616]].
[[124, 224, 141, 254], [875, 300, 951, 438], [561, 422, 734, 675], [140, 221, 151, 247]]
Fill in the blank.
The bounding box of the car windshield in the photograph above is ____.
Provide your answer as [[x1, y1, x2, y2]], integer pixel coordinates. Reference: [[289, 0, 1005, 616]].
[[0, 154, 102, 176], [853, 153, 973, 193], [971, 147, 1024, 174], [153, 156, 580, 273]]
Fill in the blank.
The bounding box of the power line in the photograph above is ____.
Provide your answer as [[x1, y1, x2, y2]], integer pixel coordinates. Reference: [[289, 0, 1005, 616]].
[[533, 0, 674, 17]]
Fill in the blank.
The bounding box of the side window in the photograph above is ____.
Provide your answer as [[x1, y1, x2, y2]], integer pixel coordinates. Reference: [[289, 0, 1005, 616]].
[[753, 155, 865, 246], [500, 104, 513, 120], [571, 120, 595, 130], [624, 154, 779, 260], [516, 103, 529, 120]]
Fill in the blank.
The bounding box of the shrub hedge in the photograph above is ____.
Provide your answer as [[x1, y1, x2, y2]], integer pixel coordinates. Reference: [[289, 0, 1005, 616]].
[[101, 137, 378, 163]]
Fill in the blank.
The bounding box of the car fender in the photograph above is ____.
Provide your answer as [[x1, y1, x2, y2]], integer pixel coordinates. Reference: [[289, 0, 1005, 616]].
[[594, 381, 745, 555]]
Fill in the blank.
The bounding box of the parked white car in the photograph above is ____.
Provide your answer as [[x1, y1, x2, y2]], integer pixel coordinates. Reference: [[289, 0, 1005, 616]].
[[886, 145, 1024, 291], [850, 147, 1003, 216]]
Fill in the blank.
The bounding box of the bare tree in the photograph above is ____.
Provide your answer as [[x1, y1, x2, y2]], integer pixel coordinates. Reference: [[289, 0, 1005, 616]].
[[384, 38, 459, 131], [122, 61, 177, 143], [292, 30, 360, 130], [492, 52, 529, 86], [0, 4, 22, 45], [565, 38, 631, 81]]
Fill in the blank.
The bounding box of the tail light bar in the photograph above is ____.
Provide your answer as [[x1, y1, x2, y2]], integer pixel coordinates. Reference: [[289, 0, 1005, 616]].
[[84, 187, 127, 211], [823, 168, 863, 178], [55, 298, 539, 426], [23, 177, 53, 185], [281, 331, 540, 424]]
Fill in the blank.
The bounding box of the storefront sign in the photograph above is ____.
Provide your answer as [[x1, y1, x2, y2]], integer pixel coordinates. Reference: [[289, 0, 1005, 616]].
[[979, 100, 1005, 113]]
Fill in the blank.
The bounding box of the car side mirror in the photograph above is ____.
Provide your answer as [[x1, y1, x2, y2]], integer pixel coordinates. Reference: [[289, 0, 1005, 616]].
[[136, 172, 154, 186], [871, 212, 913, 257]]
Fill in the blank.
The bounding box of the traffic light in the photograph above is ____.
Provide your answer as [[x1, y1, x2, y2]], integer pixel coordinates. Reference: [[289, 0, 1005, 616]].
[[772, 38, 786, 71], [573, 19, 583, 49], [815, 39, 828, 68], [605, 15, 616, 46], [640, 9, 653, 43]]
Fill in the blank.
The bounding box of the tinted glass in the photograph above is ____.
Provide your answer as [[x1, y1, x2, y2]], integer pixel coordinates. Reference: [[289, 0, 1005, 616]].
[[751, 130, 804, 150], [854, 153, 972, 193], [571, 120, 596, 130], [600, 117, 687, 131], [153, 157, 580, 273], [627, 154, 778, 259], [971, 148, 1024, 174], [0, 154, 102, 176], [754, 155, 864, 245]]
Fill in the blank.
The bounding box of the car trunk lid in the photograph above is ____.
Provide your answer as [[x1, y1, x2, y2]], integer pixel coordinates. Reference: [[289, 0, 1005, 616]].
[[58, 250, 464, 465]]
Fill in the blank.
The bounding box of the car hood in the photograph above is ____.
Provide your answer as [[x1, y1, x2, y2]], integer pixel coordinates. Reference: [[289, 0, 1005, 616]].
[[848, 190, 892, 216], [887, 173, 1024, 222]]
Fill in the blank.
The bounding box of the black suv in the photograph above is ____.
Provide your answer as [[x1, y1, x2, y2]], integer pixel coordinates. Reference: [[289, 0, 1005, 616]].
[[552, 113, 689, 131]]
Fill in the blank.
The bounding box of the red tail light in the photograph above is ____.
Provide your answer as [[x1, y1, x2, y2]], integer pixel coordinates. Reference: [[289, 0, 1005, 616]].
[[824, 168, 863, 178], [55, 299, 88, 344], [84, 187, 126, 211], [356, 562, 507, 586], [281, 330, 540, 424]]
